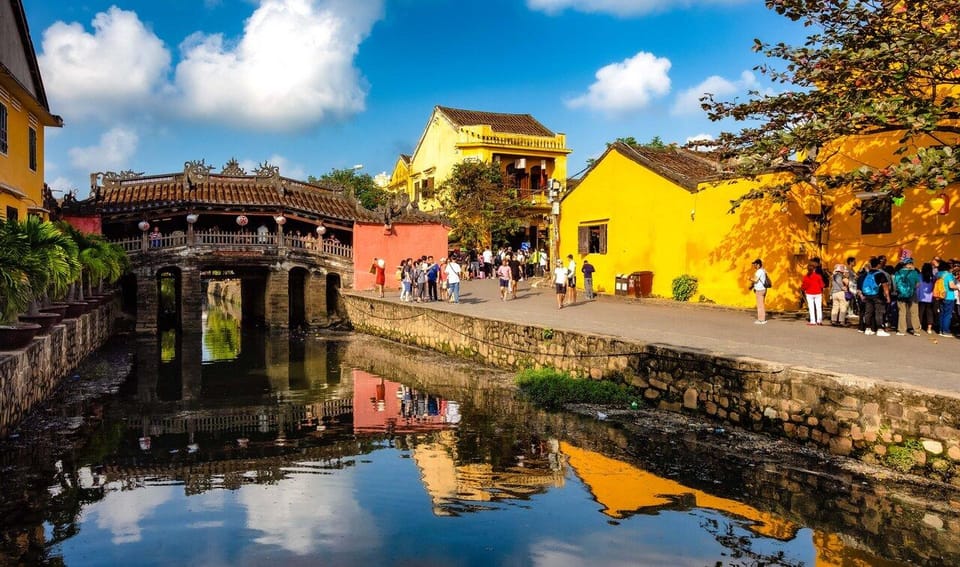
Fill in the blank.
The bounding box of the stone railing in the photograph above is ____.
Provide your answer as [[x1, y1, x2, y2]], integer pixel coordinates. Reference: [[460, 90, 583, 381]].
[[112, 230, 353, 259]]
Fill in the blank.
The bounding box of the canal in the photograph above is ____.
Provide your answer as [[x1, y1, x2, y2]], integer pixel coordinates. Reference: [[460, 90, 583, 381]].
[[1, 300, 957, 566]]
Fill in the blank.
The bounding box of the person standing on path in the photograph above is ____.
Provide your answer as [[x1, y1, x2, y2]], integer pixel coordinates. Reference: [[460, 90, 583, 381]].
[[893, 258, 921, 335], [936, 264, 959, 337], [482, 247, 493, 279], [426, 256, 439, 302], [445, 257, 462, 303], [508, 253, 522, 299], [860, 257, 890, 336], [749, 259, 768, 324], [373, 258, 386, 298], [566, 254, 577, 305], [581, 259, 596, 300], [553, 260, 568, 309], [829, 264, 849, 326], [801, 262, 826, 325], [918, 262, 937, 334]]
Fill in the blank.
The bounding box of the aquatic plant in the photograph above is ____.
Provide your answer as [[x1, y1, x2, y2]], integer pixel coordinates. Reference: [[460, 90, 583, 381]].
[[515, 368, 638, 410]]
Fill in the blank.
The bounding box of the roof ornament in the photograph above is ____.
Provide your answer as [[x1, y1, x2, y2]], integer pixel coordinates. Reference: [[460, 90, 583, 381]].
[[254, 161, 283, 194], [184, 159, 215, 188], [221, 158, 246, 176], [90, 170, 145, 196]]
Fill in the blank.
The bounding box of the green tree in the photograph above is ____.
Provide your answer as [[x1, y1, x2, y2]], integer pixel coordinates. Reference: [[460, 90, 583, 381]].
[[698, 1, 959, 209], [309, 168, 389, 210], [437, 161, 527, 247]]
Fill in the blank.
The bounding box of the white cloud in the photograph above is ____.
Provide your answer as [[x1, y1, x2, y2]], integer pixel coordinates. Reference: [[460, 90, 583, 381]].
[[528, 0, 749, 17], [672, 71, 757, 115], [567, 52, 671, 113], [174, 0, 384, 130], [37, 7, 171, 122], [68, 126, 139, 172], [93, 485, 175, 545]]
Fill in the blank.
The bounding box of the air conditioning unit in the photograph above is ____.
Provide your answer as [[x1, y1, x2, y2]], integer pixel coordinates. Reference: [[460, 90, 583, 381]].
[[515, 158, 526, 169]]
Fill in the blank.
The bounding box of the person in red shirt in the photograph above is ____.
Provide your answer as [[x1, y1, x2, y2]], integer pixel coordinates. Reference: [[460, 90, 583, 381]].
[[801, 262, 826, 325]]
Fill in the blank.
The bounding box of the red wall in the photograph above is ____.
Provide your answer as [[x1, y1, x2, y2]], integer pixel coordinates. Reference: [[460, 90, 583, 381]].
[[352, 222, 449, 291], [61, 215, 102, 234]]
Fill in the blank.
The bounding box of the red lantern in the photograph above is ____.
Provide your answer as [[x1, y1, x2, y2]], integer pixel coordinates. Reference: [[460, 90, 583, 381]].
[[236, 215, 249, 227], [936, 193, 950, 215]]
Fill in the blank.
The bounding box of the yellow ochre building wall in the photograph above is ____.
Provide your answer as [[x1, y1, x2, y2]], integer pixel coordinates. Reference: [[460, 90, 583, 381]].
[[0, 97, 47, 219]]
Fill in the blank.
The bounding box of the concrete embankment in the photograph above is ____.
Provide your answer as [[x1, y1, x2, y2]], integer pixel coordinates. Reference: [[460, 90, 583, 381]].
[[0, 299, 121, 437], [342, 292, 960, 483]]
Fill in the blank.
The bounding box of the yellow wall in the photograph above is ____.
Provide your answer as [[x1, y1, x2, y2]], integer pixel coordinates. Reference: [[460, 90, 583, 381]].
[[0, 93, 47, 220], [559, 149, 806, 310]]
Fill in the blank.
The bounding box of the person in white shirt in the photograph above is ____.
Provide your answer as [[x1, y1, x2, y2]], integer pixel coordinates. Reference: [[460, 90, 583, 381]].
[[445, 257, 462, 303], [553, 260, 568, 309], [566, 254, 577, 305], [482, 248, 493, 279], [749, 258, 768, 324]]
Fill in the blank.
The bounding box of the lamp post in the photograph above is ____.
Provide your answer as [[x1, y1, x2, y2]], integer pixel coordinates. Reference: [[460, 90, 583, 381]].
[[549, 179, 562, 267]]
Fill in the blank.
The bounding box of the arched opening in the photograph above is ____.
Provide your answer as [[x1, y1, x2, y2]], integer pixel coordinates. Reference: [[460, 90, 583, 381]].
[[289, 267, 308, 329], [119, 273, 138, 318], [325, 272, 342, 317], [157, 268, 181, 330]]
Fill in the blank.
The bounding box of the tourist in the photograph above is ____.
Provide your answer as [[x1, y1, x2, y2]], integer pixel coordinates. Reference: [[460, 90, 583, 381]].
[[893, 258, 921, 335], [468, 248, 479, 280], [538, 248, 548, 276], [482, 247, 494, 279], [416, 257, 428, 302], [256, 224, 269, 244], [918, 262, 937, 334], [373, 257, 386, 298], [566, 254, 577, 305], [801, 262, 825, 326], [829, 264, 849, 326], [150, 226, 161, 248], [497, 258, 512, 301], [845, 256, 860, 320], [553, 260, 568, 309], [936, 263, 958, 337], [399, 259, 412, 302], [508, 253, 522, 299], [438, 258, 448, 301], [426, 256, 439, 301], [581, 259, 596, 300], [749, 258, 768, 324], [860, 257, 890, 336], [445, 256, 462, 303]]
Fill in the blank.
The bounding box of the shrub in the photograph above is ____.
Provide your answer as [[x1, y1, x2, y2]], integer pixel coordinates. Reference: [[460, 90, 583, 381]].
[[671, 274, 698, 302], [515, 368, 638, 410]]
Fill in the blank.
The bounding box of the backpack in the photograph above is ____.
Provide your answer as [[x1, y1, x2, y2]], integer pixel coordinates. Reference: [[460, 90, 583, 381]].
[[861, 270, 880, 296], [764, 273, 772, 289], [894, 271, 916, 299], [933, 276, 947, 300]]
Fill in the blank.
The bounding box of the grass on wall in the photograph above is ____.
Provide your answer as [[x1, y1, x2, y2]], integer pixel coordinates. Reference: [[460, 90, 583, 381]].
[[515, 368, 639, 410]]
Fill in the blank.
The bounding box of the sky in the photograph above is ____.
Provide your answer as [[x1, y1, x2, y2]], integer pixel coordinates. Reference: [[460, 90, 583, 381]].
[[21, 0, 809, 198]]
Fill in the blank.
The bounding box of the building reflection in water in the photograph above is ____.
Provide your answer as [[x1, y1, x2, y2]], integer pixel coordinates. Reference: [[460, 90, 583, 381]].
[[0, 303, 952, 565]]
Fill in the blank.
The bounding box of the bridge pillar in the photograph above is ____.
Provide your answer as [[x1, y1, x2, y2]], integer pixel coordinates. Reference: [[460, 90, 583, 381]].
[[265, 267, 290, 329], [135, 270, 158, 333], [304, 270, 328, 327], [180, 267, 203, 333]]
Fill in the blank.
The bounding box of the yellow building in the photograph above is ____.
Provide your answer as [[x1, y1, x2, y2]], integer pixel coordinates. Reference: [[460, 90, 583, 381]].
[[560, 140, 958, 311], [389, 105, 571, 245], [0, 0, 62, 221]]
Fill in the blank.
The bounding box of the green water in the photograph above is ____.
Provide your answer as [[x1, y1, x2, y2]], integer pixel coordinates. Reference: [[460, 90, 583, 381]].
[[0, 302, 956, 566]]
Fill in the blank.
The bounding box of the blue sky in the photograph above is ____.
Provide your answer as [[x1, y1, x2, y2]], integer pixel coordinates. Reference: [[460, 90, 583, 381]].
[[23, 0, 807, 198]]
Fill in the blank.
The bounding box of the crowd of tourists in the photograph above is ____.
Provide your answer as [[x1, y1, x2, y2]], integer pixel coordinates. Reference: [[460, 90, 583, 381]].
[[752, 253, 960, 337], [389, 255, 464, 304]]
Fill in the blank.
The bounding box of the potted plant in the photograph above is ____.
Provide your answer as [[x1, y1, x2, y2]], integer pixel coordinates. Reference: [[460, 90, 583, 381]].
[[11, 217, 79, 335], [0, 218, 41, 349]]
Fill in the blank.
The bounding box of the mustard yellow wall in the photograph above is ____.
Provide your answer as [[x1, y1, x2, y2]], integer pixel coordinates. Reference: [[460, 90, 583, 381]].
[[0, 95, 46, 220], [559, 150, 808, 310], [817, 132, 960, 266]]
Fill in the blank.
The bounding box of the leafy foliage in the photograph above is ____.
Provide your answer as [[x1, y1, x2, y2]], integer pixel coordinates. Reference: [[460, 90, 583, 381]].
[[515, 368, 638, 410], [309, 168, 389, 210], [698, 1, 960, 208], [671, 274, 699, 302], [437, 161, 528, 247]]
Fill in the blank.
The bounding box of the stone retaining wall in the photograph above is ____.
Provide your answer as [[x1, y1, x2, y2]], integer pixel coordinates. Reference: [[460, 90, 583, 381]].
[[0, 300, 120, 437], [342, 294, 960, 481]]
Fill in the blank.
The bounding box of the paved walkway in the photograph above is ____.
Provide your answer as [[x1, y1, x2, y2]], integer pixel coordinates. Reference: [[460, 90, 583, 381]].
[[362, 277, 960, 395]]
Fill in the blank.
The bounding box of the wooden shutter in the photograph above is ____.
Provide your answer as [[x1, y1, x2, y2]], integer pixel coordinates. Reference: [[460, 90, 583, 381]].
[[578, 226, 589, 255], [599, 224, 608, 254]]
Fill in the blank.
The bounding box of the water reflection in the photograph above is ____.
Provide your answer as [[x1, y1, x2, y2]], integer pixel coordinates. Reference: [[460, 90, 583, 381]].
[[0, 303, 958, 565]]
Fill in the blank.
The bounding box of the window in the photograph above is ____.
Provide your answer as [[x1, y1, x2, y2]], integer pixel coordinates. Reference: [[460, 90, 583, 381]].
[[0, 103, 7, 154], [6, 206, 18, 222], [860, 197, 891, 235], [28, 127, 37, 171], [578, 223, 608, 255]]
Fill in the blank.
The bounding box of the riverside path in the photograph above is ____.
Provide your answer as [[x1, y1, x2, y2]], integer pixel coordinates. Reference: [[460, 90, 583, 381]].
[[358, 277, 960, 394]]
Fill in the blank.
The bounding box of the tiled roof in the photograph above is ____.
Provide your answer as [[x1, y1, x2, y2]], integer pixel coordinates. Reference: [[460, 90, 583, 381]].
[[437, 106, 555, 137], [615, 142, 719, 191], [95, 173, 379, 222]]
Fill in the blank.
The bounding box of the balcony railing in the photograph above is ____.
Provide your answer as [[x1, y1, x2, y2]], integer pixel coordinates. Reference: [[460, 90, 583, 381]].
[[112, 229, 353, 259]]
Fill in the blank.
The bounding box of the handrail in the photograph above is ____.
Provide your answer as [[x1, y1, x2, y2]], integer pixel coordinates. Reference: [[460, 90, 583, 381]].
[[112, 230, 353, 259]]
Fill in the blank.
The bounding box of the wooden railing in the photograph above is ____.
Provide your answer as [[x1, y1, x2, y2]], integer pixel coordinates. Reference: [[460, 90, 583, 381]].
[[112, 230, 353, 259]]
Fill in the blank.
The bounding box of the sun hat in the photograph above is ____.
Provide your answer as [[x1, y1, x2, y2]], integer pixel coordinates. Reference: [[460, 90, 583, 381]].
[[833, 264, 845, 272]]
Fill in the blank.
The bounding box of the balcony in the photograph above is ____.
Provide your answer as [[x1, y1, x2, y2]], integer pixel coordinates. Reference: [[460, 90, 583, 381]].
[[112, 229, 353, 258]]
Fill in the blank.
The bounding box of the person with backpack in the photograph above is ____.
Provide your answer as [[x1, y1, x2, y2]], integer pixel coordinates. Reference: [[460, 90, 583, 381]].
[[859, 257, 891, 336], [935, 263, 959, 337], [749, 258, 769, 324], [918, 262, 937, 334], [894, 258, 921, 335]]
